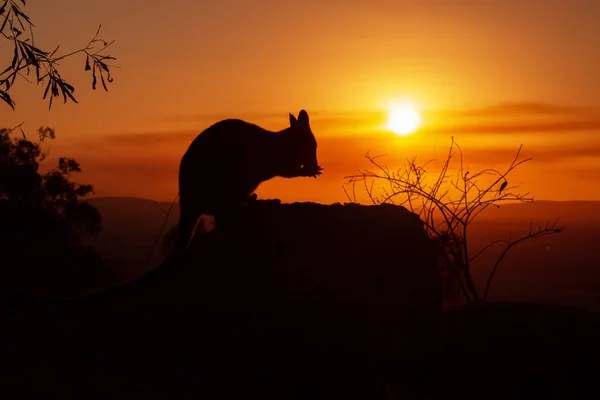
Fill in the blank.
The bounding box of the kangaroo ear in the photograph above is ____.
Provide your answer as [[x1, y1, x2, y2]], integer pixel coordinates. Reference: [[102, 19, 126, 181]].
[[298, 109, 309, 126], [289, 113, 298, 127]]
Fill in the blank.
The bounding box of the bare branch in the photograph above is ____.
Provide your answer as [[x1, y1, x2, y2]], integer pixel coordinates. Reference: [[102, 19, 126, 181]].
[[483, 220, 565, 301], [342, 137, 564, 303]]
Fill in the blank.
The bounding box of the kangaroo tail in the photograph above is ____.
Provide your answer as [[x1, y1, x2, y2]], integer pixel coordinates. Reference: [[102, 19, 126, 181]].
[[176, 203, 205, 251], [144, 195, 180, 269]]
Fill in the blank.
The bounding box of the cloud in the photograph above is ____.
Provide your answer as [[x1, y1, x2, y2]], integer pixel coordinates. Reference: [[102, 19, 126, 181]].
[[101, 130, 198, 147], [455, 102, 598, 118], [420, 102, 600, 135], [422, 119, 600, 136], [462, 144, 600, 165], [85, 123, 600, 176], [155, 109, 380, 124], [149, 110, 386, 138], [99, 112, 386, 155], [111, 102, 600, 146]]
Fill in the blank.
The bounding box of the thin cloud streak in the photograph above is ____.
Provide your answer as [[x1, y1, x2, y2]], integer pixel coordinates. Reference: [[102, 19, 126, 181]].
[[61, 130, 600, 187], [455, 102, 600, 118], [48, 101, 600, 202], [92, 125, 600, 172], [147, 102, 600, 139], [422, 120, 600, 136]]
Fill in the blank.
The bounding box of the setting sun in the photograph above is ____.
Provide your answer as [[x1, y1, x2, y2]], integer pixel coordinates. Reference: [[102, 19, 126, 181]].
[[386, 102, 422, 136]]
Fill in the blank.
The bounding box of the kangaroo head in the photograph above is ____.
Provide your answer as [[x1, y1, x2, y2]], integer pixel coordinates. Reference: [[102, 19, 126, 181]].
[[286, 109, 319, 173]]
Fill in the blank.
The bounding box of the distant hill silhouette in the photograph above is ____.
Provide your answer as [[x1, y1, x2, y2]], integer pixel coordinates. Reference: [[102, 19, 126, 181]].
[[84, 197, 180, 279], [474, 200, 600, 225]]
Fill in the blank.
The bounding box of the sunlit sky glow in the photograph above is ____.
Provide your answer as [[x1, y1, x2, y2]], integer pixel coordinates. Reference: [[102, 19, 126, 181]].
[[2, 0, 600, 203], [386, 101, 421, 136]]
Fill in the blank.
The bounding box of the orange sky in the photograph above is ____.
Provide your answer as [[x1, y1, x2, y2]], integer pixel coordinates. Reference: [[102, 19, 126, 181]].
[[2, 1, 600, 203]]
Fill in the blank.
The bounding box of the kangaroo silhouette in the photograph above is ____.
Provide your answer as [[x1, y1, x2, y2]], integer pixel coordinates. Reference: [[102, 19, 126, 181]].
[[176, 109, 321, 250]]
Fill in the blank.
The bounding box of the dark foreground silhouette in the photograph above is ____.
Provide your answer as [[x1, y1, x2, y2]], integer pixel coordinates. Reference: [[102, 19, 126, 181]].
[[177, 110, 322, 250], [1, 201, 599, 399]]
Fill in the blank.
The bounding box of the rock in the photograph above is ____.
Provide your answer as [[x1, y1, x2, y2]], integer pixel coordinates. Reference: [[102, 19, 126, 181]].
[[0, 200, 444, 397], [185, 201, 444, 371]]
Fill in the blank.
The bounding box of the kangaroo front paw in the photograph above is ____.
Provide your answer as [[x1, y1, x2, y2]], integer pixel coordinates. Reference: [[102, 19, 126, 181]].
[[310, 165, 323, 178]]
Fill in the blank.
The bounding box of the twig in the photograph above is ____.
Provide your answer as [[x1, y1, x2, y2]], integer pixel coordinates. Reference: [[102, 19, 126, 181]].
[[144, 194, 179, 269], [483, 220, 564, 301]]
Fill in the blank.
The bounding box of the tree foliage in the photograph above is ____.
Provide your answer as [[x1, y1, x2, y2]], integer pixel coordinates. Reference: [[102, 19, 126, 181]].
[[344, 137, 564, 304], [0, 0, 117, 110], [0, 125, 105, 294]]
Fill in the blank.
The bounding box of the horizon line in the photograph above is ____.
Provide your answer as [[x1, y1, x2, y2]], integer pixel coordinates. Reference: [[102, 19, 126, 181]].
[[86, 195, 600, 205]]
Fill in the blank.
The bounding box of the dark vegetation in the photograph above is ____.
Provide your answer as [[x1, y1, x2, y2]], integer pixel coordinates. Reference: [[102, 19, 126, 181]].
[[0, 1, 119, 295], [2, 2, 600, 399], [0, 126, 118, 296]]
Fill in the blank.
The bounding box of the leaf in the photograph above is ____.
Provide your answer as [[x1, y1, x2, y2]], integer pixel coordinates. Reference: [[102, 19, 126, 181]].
[[29, 44, 49, 56], [85, 55, 90, 71], [100, 72, 107, 91], [98, 61, 109, 72], [63, 82, 75, 93], [21, 42, 38, 68], [60, 82, 68, 104], [57, 81, 77, 105], [0, 11, 9, 34], [13, 6, 31, 25], [11, 42, 18, 69], [10, 3, 27, 29], [1, 63, 13, 75], [0, 89, 15, 109], [49, 45, 59, 58], [63, 84, 78, 104], [43, 79, 51, 99]]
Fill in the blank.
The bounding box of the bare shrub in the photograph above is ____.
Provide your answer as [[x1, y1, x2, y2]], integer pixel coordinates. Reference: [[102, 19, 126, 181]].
[[343, 137, 564, 303]]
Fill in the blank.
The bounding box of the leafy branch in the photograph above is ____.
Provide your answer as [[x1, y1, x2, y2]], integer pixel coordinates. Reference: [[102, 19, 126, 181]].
[[0, 0, 117, 110]]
